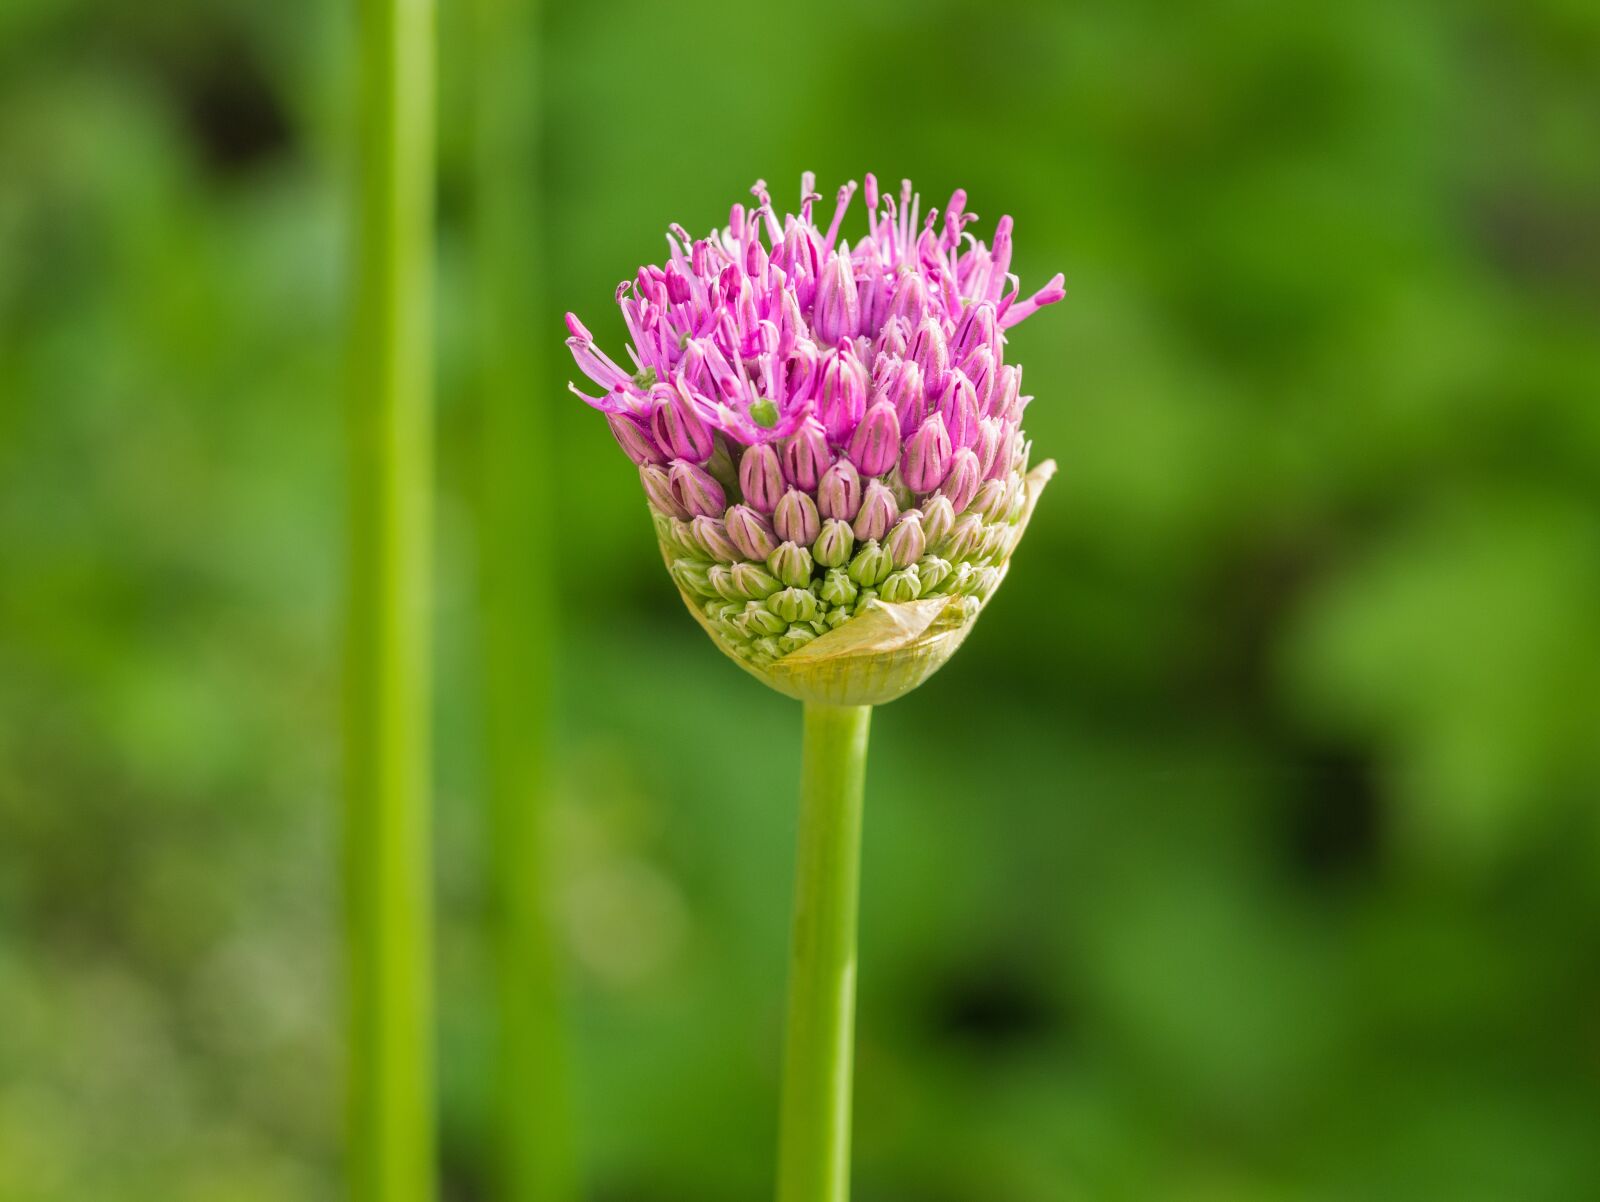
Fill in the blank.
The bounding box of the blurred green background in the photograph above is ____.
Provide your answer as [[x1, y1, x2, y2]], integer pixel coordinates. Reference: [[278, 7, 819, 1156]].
[[4, 0, 1600, 1199]]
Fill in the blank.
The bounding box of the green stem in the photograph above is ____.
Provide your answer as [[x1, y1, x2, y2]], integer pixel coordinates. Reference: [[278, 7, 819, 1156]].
[[343, 0, 435, 1200], [467, 0, 576, 1199], [776, 703, 873, 1202]]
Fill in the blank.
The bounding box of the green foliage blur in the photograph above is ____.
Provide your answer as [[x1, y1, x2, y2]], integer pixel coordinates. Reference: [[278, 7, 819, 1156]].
[[4, 1, 1600, 1199]]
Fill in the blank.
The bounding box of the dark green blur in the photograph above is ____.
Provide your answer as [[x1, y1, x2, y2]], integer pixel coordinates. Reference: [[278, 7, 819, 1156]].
[[3, 1, 1599, 1199]]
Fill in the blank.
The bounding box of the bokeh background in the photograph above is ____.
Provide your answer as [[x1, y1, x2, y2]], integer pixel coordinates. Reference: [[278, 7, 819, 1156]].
[[5, 0, 1600, 1199]]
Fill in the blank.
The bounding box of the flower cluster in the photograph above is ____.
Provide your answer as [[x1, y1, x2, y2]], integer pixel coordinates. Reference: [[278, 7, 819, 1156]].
[[566, 174, 1063, 697]]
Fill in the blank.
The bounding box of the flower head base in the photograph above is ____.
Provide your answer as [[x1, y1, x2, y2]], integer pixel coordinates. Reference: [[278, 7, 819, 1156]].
[[567, 175, 1064, 705]]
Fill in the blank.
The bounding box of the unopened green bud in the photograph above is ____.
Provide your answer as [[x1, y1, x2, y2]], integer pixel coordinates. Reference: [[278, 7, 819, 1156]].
[[778, 624, 819, 654], [669, 517, 699, 557], [705, 437, 738, 493], [673, 559, 714, 597], [883, 512, 926, 568], [819, 568, 859, 608], [847, 539, 893, 586], [649, 457, 1059, 708], [707, 563, 741, 600], [691, 515, 740, 563], [740, 601, 788, 637], [939, 513, 985, 562], [978, 523, 1011, 562], [971, 478, 1008, 521], [814, 519, 855, 569], [731, 561, 781, 599], [768, 586, 820, 624], [767, 541, 814, 588], [916, 555, 952, 593], [880, 567, 922, 603], [922, 494, 956, 546], [883, 465, 917, 510]]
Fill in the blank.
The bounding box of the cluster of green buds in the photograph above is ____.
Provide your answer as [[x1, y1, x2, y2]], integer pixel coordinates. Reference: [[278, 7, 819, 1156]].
[[567, 174, 1063, 704], [650, 436, 1053, 704]]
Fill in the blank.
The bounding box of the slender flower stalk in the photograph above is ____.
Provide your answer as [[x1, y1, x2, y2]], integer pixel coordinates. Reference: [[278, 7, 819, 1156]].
[[777, 703, 871, 1202], [343, 1, 435, 1200], [469, 0, 575, 1199], [563, 175, 1063, 1200]]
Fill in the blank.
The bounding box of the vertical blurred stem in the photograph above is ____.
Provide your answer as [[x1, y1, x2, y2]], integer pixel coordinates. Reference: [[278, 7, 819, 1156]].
[[344, 0, 435, 1201], [468, 1, 575, 1201], [776, 703, 873, 1202]]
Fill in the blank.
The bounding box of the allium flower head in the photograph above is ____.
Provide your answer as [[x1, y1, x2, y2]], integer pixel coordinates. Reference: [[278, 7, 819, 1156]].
[[567, 174, 1064, 704]]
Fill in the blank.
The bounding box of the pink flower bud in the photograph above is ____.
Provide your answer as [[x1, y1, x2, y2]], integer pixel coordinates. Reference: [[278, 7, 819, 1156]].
[[908, 316, 950, 400], [852, 480, 899, 542], [816, 347, 867, 445], [884, 359, 925, 435], [939, 448, 982, 514], [650, 381, 715, 463], [668, 459, 726, 517], [875, 316, 910, 361], [607, 412, 666, 466], [776, 289, 806, 357], [886, 270, 927, 326], [782, 221, 818, 284], [664, 267, 691, 305], [975, 417, 1003, 478], [901, 412, 953, 493], [992, 364, 1021, 420], [818, 459, 863, 521], [959, 345, 996, 417], [640, 463, 688, 519], [780, 416, 833, 491], [812, 254, 860, 346], [986, 419, 1019, 480], [937, 372, 980, 450], [952, 301, 999, 363], [738, 443, 784, 513], [846, 400, 901, 477], [725, 504, 778, 560], [857, 270, 890, 336], [774, 488, 821, 546]]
